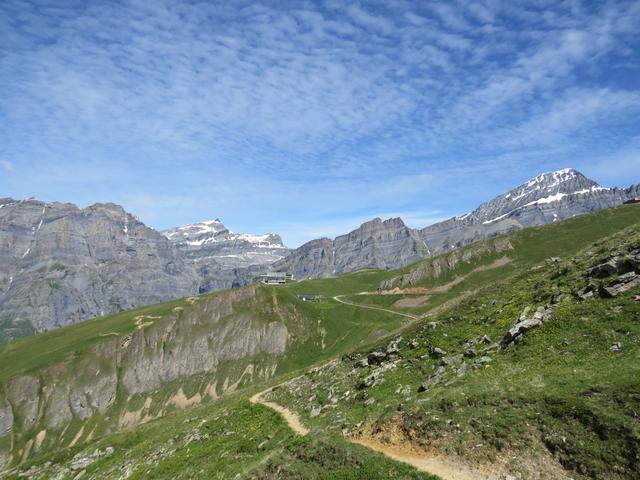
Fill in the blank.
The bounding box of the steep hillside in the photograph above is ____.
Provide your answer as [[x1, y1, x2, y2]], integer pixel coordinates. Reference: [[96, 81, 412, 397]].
[[0, 199, 198, 342], [1, 204, 637, 479], [266, 216, 640, 479], [0, 278, 408, 470], [162, 219, 289, 291]]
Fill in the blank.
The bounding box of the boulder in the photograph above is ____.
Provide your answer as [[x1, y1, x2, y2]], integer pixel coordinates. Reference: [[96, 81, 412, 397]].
[[500, 306, 551, 348], [418, 374, 443, 392], [599, 273, 640, 297], [386, 338, 402, 356], [589, 261, 617, 278], [430, 347, 447, 359], [367, 352, 386, 366], [610, 342, 623, 352], [354, 358, 369, 369]]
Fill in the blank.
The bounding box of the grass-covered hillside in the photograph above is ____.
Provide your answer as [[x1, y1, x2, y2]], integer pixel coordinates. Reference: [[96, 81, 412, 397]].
[[0, 204, 638, 479], [267, 218, 640, 479]]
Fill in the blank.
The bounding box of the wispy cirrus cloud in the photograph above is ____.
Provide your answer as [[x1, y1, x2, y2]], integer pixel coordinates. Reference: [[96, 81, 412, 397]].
[[0, 0, 639, 245]]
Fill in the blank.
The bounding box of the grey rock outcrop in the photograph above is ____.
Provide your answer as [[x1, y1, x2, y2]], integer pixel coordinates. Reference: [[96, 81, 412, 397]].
[[500, 306, 553, 348], [162, 219, 289, 291], [273, 217, 430, 279], [0, 397, 12, 437]]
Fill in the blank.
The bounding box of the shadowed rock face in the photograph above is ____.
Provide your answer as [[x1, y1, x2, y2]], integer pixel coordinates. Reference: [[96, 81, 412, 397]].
[[273, 218, 430, 279], [278, 169, 640, 279], [162, 219, 289, 292], [0, 199, 199, 338]]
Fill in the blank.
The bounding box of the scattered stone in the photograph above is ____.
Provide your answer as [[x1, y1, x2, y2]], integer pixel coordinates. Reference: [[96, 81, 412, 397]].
[[418, 374, 443, 392], [367, 352, 386, 366], [184, 428, 210, 444], [310, 406, 322, 418], [633, 295, 640, 302], [358, 362, 397, 389], [463, 348, 477, 358], [545, 257, 561, 264], [354, 358, 369, 369], [477, 356, 492, 364], [364, 397, 376, 406], [457, 363, 468, 377], [409, 339, 419, 349], [430, 347, 447, 359], [610, 342, 623, 352], [69, 447, 114, 471], [481, 335, 492, 344]]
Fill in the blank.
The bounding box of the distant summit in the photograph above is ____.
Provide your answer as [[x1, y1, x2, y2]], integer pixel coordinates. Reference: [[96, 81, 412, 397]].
[[162, 219, 288, 292]]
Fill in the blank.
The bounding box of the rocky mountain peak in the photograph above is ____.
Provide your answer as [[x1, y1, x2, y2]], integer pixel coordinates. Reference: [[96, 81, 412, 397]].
[[467, 169, 604, 225], [162, 218, 289, 292]]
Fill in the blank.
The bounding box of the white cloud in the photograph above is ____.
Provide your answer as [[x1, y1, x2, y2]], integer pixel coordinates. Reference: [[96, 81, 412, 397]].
[[0, 0, 638, 242], [0, 160, 14, 172]]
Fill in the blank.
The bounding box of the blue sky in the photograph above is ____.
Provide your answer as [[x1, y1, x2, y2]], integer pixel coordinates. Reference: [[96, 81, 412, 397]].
[[1, 0, 639, 247]]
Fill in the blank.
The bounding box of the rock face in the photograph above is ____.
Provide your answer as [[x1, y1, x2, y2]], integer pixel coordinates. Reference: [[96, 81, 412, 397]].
[[379, 236, 513, 290], [0, 198, 199, 339], [273, 217, 430, 279], [279, 169, 640, 279], [420, 169, 640, 257], [162, 219, 289, 291]]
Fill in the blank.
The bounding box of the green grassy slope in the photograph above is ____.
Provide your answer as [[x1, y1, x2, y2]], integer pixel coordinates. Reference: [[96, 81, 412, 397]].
[[1, 204, 637, 382], [267, 220, 640, 479], [2, 393, 436, 480], [1, 204, 638, 479]]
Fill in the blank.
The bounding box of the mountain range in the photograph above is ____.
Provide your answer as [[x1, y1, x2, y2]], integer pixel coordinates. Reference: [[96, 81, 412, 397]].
[[276, 168, 640, 278], [1, 168, 638, 341]]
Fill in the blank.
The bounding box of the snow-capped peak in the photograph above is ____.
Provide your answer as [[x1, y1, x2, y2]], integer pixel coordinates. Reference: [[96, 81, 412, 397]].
[[525, 168, 577, 188], [162, 219, 286, 249]]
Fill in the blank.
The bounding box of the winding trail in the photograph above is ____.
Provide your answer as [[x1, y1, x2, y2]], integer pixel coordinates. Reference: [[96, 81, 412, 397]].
[[250, 386, 309, 436], [249, 291, 503, 479], [250, 298, 492, 479], [332, 295, 419, 320], [251, 382, 488, 480]]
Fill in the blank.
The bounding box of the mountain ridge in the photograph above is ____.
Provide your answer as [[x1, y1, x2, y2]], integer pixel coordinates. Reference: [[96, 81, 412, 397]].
[[277, 168, 640, 278]]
